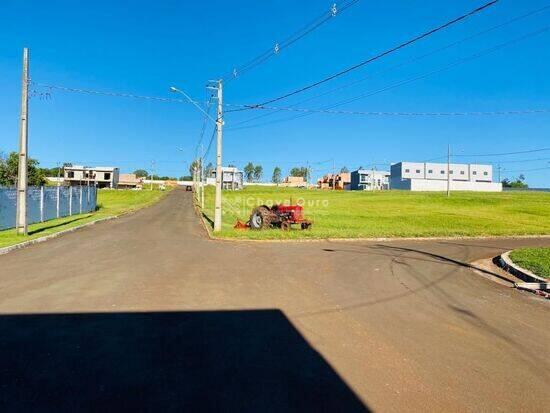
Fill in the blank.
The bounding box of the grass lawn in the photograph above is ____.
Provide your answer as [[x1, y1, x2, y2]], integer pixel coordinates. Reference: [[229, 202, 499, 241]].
[[0, 188, 170, 249], [201, 185, 550, 240], [509, 248, 550, 279]]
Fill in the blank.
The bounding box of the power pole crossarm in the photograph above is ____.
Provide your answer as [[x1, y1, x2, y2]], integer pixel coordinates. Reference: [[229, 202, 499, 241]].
[[16, 48, 29, 235]]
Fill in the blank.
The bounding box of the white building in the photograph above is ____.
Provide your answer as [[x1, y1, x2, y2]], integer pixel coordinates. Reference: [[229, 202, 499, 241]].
[[350, 169, 390, 190], [390, 162, 502, 192], [209, 166, 244, 190], [63, 165, 119, 188]]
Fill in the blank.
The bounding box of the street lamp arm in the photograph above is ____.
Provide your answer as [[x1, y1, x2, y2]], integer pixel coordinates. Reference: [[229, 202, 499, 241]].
[[170, 86, 218, 124]]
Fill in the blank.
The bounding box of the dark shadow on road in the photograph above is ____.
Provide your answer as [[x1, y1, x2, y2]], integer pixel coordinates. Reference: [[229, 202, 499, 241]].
[[28, 215, 90, 235], [0, 310, 368, 413], [372, 244, 513, 285], [202, 211, 214, 228]]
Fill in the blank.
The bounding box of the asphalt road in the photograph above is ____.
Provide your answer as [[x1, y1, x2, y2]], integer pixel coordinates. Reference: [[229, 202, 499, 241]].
[[1, 189, 548, 412]]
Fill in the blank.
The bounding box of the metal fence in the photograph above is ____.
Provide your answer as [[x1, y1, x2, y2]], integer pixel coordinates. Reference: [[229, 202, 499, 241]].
[[0, 186, 97, 230]]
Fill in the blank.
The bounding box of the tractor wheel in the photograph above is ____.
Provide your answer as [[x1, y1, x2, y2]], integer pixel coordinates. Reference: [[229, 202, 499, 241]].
[[249, 206, 272, 230], [281, 221, 291, 231]]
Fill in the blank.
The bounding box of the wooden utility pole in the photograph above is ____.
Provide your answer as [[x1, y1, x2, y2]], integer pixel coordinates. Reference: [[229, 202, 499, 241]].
[[214, 80, 223, 232], [16, 48, 29, 235]]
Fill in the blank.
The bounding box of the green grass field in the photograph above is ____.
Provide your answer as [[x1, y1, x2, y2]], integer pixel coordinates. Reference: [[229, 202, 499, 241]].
[[0, 188, 170, 249], [509, 248, 550, 279], [201, 185, 550, 240]]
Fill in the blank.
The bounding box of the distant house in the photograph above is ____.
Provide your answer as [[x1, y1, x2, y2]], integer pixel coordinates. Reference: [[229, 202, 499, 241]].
[[390, 162, 502, 192], [210, 166, 244, 190], [317, 173, 351, 190], [350, 169, 390, 191], [63, 165, 119, 188], [117, 173, 143, 190], [280, 176, 307, 188]]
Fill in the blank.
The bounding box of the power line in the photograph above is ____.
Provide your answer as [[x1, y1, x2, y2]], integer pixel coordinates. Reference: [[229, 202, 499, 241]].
[[490, 157, 550, 164], [245, 0, 499, 108], [34, 82, 194, 104], [226, 104, 550, 117], [222, 0, 361, 83], [229, 4, 550, 127], [228, 26, 549, 130], [455, 147, 550, 157], [502, 166, 550, 173]]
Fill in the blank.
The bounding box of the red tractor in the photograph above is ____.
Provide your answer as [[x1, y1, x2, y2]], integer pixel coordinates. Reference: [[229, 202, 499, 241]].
[[242, 204, 312, 231]]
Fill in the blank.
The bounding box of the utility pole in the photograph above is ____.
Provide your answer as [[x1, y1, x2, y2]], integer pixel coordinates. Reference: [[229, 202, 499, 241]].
[[497, 163, 501, 183], [332, 159, 335, 190], [200, 144, 205, 209], [150, 160, 155, 191], [447, 144, 451, 197], [214, 80, 223, 232], [306, 161, 310, 190], [372, 165, 375, 191], [16, 48, 29, 235]]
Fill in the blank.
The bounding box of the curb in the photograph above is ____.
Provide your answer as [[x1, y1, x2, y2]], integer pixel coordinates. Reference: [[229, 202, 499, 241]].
[[0, 215, 118, 256], [202, 232, 550, 244], [498, 251, 549, 298]]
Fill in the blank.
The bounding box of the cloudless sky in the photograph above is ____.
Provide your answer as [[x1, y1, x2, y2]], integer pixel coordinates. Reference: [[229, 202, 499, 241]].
[[1, 0, 549, 186]]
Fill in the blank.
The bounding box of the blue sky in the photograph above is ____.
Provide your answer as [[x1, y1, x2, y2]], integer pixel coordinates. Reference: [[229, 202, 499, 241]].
[[1, 0, 549, 186]]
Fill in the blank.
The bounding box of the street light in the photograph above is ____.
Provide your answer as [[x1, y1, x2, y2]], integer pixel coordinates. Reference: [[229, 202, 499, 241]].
[[170, 86, 218, 124]]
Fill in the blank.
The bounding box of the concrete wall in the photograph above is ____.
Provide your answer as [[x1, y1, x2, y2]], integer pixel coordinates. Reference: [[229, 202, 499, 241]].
[[407, 179, 502, 192]]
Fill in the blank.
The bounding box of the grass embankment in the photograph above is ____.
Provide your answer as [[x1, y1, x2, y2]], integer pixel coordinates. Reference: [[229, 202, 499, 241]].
[[0, 188, 170, 249], [201, 185, 550, 240], [509, 248, 550, 279]]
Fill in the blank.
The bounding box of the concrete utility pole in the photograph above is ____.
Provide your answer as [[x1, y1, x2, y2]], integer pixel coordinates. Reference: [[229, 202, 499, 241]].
[[150, 160, 155, 191], [332, 159, 335, 190], [16, 48, 29, 235], [214, 80, 223, 232], [447, 144, 451, 198], [200, 144, 205, 209]]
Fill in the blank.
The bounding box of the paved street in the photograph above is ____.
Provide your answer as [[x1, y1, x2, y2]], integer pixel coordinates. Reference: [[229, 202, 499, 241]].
[[1, 188, 549, 412]]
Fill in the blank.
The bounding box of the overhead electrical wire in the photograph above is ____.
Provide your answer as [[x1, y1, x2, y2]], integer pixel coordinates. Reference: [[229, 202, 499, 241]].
[[454, 147, 550, 157], [33, 83, 195, 104], [225, 105, 550, 118], [238, 0, 499, 108], [222, 0, 361, 83], [228, 4, 550, 127], [227, 26, 550, 129]]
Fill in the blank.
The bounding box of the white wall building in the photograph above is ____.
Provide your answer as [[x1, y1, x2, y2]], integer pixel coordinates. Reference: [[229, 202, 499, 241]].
[[350, 169, 390, 190], [63, 165, 119, 188], [390, 162, 502, 192], [210, 166, 244, 190]]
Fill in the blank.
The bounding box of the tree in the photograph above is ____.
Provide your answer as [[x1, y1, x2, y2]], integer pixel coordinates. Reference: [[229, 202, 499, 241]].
[[0, 151, 46, 187], [133, 169, 148, 178], [289, 166, 310, 183], [253, 165, 263, 182], [204, 162, 214, 177], [502, 175, 528, 189], [272, 166, 282, 184], [244, 162, 255, 183], [340, 166, 349, 173], [289, 167, 309, 178], [189, 159, 201, 176]]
